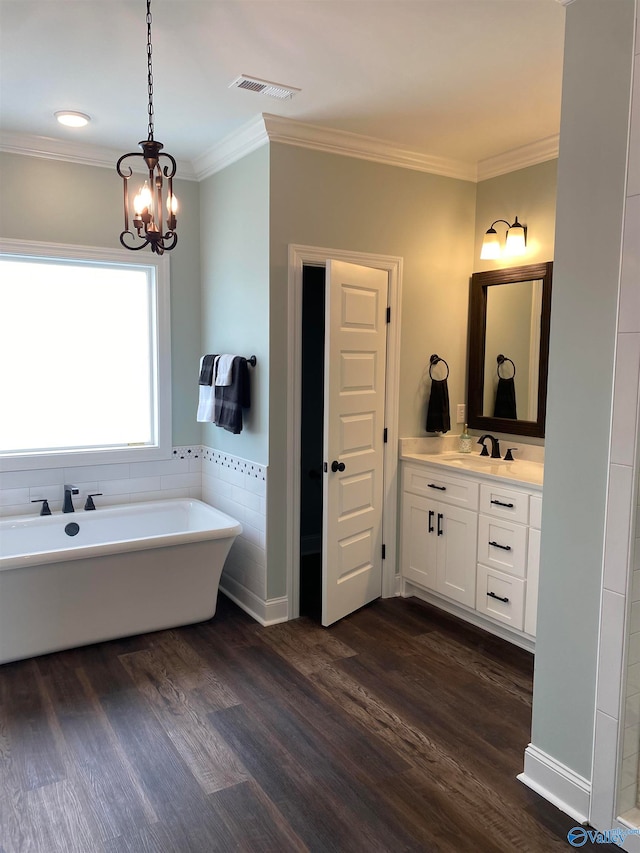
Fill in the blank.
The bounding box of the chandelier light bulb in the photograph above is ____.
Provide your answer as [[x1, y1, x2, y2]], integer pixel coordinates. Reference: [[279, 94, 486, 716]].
[[134, 182, 153, 215]]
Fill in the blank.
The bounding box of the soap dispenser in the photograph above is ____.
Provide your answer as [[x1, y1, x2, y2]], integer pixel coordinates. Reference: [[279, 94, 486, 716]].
[[459, 423, 472, 454]]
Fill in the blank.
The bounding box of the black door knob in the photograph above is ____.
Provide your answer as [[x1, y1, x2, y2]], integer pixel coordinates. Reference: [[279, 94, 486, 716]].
[[331, 460, 346, 473]]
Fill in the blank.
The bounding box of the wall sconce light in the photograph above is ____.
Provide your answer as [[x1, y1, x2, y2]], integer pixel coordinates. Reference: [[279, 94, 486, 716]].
[[116, 0, 177, 255], [480, 216, 527, 260]]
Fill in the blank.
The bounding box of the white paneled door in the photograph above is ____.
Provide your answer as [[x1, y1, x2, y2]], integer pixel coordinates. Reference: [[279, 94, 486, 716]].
[[322, 260, 388, 626]]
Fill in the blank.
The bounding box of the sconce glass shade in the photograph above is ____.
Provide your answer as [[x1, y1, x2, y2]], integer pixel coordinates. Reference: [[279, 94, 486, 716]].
[[480, 216, 526, 259], [480, 228, 501, 260], [505, 217, 527, 256]]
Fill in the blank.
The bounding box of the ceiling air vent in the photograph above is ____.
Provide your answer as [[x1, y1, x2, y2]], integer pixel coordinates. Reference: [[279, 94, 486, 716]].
[[229, 75, 300, 100]]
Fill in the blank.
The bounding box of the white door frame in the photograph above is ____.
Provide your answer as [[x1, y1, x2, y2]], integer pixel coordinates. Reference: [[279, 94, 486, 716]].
[[286, 244, 403, 619]]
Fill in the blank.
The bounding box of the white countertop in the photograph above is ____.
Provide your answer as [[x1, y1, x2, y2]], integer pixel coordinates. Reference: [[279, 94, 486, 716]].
[[400, 450, 543, 490]]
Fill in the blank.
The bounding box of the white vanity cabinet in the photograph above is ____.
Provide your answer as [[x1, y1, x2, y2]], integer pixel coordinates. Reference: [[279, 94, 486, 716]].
[[401, 464, 478, 607], [400, 458, 542, 648], [475, 483, 530, 631], [524, 495, 542, 637]]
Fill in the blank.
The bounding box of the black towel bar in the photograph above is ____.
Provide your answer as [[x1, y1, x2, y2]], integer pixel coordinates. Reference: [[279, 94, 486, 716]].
[[247, 355, 257, 367]]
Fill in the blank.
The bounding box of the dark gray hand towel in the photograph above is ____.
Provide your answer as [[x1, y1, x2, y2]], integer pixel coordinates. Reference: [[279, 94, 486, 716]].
[[494, 376, 517, 419], [199, 354, 217, 386], [426, 378, 451, 433], [214, 356, 251, 434]]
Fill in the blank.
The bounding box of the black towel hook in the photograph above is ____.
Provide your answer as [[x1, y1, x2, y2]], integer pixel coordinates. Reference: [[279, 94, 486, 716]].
[[497, 354, 516, 379], [429, 354, 449, 380]]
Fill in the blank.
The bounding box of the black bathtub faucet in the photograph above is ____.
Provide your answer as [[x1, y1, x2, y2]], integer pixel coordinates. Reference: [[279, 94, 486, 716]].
[[63, 484, 79, 513]]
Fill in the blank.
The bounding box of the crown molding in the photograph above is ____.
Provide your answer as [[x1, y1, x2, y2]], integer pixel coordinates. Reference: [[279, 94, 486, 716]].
[[1, 121, 560, 186], [0, 130, 197, 180], [192, 115, 269, 181], [476, 134, 560, 181], [262, 113, 477, 182]]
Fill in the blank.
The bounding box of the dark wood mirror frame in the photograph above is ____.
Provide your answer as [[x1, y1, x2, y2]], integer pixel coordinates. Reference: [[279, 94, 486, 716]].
[[467, 261, 553, 438]]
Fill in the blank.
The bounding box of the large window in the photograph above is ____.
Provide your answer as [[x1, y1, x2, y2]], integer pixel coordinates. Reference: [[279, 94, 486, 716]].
[[0, 240, 171, 470]]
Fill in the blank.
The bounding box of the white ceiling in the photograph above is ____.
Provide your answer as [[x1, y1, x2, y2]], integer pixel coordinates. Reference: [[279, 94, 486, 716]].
[[0, 0, 566, 173]]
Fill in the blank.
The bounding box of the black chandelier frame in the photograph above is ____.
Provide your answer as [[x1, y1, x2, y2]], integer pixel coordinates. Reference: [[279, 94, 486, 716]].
[[116, 0, 177, 255]]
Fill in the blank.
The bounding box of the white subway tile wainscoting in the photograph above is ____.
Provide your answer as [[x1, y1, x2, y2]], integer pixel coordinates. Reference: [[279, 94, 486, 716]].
[[0, 447, 203, 516], [200, 449, 283, 626]]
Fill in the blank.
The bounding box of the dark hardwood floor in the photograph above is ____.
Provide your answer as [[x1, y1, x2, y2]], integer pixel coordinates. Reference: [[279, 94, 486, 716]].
[[0, 594, 616, 852]]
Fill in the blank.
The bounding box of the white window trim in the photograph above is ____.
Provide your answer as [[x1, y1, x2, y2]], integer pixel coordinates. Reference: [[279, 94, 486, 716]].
[[0, 238, 172, 472]]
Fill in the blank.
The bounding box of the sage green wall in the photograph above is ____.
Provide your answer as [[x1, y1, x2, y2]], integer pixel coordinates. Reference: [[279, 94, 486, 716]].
[[267, 143, 477, 598], [199, 146, 270, 464], [474, 160, 558, 273], [0, 152, 201, 446], [473, 160, 558, 445], [531, 0, 635, 779]]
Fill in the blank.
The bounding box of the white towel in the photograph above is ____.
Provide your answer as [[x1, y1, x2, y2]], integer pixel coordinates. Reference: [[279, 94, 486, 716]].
[[197, 386, 214, 422], [215, 354, 235, 387], [197, 356, 215, 421]]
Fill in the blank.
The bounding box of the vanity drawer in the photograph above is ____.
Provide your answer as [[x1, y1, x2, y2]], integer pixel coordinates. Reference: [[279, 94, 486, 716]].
[[477, 515, 528, 577], [403, 464, 479, 510], [476, 565, 525, 631], [479, 483, 529, 524], [530, 494, 542, 530]]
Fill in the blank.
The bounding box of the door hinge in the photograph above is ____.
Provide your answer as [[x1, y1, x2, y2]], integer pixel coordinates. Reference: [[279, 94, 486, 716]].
[[386, 306, 391, 324], [382, 544, 386, 559], [383, 427, 388, 443], [323, 462, 327, 473]]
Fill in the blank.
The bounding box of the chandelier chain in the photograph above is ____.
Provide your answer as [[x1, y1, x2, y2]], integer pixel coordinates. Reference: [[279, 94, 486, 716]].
[[146, 0, 154, 141]]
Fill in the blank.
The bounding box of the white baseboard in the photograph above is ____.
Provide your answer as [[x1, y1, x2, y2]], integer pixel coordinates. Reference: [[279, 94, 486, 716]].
[[518, 744, 591, 825], [219, 576, 288, 626]]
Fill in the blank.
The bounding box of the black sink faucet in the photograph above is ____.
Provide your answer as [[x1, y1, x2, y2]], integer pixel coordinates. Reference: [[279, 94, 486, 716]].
[[478, 434, 502, 459], [63, 484, 79, 513]]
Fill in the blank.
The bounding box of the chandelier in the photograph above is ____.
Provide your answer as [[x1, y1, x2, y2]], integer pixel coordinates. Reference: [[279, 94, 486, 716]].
[[116, 0, 177, 254]]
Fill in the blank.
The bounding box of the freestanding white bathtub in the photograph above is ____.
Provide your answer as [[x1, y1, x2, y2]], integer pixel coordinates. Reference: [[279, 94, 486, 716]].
[[0, 499, 242, 665]]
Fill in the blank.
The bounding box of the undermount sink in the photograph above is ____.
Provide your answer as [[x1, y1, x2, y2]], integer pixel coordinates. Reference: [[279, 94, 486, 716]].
[[399, 448, 544, 487], [428, 452, 513, 468]]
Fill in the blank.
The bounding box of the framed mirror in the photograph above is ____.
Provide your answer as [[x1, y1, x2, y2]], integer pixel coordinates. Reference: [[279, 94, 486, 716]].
[[467, 261, 553, 438]]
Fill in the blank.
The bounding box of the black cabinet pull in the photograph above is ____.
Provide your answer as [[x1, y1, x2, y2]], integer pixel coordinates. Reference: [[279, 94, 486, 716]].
[[437, 513, 444, 536], [489, 540, 512, 551], [487, 591, 510, 604], [490, 499, 514, 508], [428, 483, 446, 491], [428, 510, 434, 533]]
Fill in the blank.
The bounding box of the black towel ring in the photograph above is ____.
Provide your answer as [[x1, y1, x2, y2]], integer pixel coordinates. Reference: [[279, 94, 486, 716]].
[[429, 354, 449, 380], [497, 354, 516, 379]]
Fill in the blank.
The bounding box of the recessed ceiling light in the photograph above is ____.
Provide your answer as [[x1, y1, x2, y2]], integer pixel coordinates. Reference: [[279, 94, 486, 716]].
[[55, 111, 91, 128]]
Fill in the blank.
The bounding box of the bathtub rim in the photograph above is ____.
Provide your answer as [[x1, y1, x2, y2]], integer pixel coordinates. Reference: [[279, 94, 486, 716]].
[[0, 498, 243, 573]]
